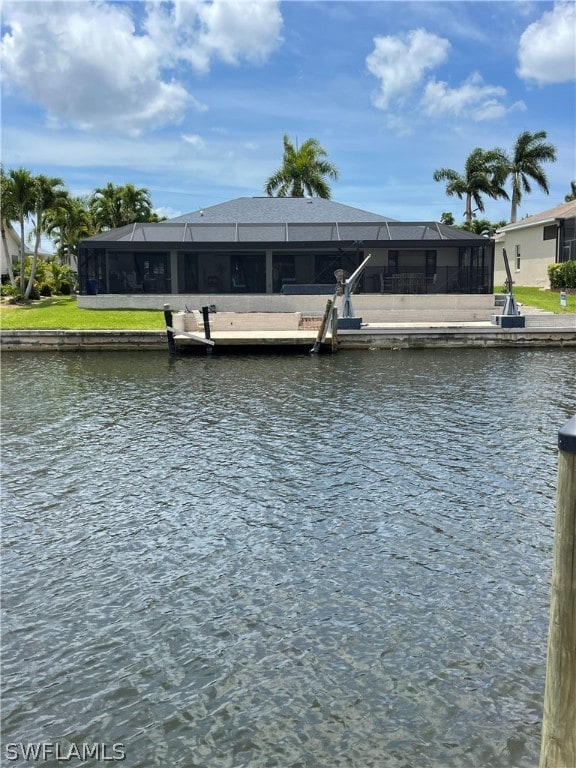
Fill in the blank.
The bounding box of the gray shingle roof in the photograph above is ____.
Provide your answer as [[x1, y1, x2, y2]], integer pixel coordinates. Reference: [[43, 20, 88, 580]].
[[169, 196, 396, 224], [80, 197, 488, 244], [497, 200, 576, 232]]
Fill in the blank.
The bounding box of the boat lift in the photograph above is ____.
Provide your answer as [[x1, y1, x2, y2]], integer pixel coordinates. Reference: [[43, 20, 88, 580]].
[[491, 248, 525, 328], [335, 253, 372, 321]]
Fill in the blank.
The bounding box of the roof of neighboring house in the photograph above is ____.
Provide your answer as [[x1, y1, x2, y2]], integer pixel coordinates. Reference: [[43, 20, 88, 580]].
[[80, 196, 487, 245], [497, 200, 576, 233]]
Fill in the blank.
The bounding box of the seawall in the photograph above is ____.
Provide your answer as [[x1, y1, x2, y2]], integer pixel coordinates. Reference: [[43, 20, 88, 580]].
[[2, 322, 576, 352]]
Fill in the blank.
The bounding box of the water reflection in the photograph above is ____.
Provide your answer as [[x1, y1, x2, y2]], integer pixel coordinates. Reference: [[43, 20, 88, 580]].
[[2, 348, 575, 767]]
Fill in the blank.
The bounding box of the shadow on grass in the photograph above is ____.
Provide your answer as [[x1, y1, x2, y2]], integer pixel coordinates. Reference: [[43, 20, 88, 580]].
[[3, 297, 73, 310]]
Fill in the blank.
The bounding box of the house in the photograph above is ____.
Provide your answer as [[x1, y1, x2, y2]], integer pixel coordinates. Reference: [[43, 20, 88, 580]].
[[77, 197, 494, 306], [1, 221, 29, 277], [494, 200, 576, 289]]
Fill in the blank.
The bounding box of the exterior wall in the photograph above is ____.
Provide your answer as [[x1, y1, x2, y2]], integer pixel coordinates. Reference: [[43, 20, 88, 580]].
[[1, 225, 22, 276], [78, 292, 496, 314], [494, 224, 557, 288]]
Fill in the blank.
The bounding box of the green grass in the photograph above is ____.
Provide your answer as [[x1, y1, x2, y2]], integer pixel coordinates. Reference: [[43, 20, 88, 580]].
[[509, 287, 575, 314], [1, 289, 574, 331], [0, 296, 165, 330]]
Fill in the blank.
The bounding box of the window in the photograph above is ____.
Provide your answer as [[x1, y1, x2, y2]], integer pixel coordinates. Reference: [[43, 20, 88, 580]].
[[543, 224, 557, 241], [515, 244, 521, 271]]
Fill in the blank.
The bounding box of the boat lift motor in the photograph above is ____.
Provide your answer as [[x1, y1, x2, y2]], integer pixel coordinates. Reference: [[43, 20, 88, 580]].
[[491, 248, 525, 328], [336, 253, 372, 329]]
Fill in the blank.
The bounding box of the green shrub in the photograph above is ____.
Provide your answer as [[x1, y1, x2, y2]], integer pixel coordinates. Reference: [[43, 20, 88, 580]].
[[1, 283, 16, 296], [548, 261, 576, 290]]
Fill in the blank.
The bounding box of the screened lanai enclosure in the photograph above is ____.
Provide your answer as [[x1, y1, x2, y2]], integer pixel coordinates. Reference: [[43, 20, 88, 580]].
[[77, 198, 494, 297]]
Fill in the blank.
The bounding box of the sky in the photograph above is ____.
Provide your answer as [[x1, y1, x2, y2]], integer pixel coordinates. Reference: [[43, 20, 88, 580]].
[[1, 0, 575, 235]]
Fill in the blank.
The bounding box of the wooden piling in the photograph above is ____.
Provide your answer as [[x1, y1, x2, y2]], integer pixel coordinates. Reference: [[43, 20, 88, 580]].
[[310, 298, 333, 354], [201, 306, 211, 340], [331, 306, 338, 353], [540, 414, 576, 768], [199, 305, 214, 355], [163, 304, 176, 356]]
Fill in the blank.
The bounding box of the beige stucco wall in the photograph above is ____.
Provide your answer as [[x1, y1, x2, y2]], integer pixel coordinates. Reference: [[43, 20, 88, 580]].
[[78, 293, 494, 322], [494, 224, 557, 288], [1, 226, 21, 275]]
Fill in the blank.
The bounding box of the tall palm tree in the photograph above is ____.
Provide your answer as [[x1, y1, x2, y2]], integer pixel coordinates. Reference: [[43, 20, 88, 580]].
[[502, 130, 557, 223], [433, 147, 508, 225], [1, 167, 36, 295], [265, 135, 339, 198], [565, 181, 576, 202], [24, 174, 65, 298]]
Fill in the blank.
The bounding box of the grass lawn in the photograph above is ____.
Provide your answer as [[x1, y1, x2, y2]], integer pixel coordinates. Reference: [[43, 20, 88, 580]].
[[512, 287, 575, 314], [0, 296, 165, 330], [0, 289, 574, 331]]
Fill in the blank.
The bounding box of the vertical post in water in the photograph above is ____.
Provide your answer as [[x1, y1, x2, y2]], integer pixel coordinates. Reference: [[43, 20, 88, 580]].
[[201, 306, 211, 340], [310, 298, 333, 354], [540, 415, 576, 768], [201, 305, 212, 355], [163, 303, 176, 356], [331, 306, 338, 353]]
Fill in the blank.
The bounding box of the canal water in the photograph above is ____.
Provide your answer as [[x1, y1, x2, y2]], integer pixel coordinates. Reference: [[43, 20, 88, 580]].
[[2, 348, 575, 768]]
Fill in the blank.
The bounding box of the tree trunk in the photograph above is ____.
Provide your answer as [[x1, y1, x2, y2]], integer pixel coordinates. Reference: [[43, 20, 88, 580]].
[[24, 205, 42, 299], [510, 174, 520, 223], [18, 216, 26, 297], [464, 194, 473, 225], [510, 194, 519, 224]]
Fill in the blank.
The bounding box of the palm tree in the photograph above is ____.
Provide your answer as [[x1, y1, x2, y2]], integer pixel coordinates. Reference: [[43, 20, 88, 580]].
[[118, 183, 154, 225], [24, 174, 65, 298], [433, 147, 508, 225], [1, 167, 36, 295], [44, 193, 94, 264], [89, 183, 124, 231], [565, 181, 576, 202], [89, 183, 155, 231], [502, 130, 557, 223], [265, 135, 339, 198]]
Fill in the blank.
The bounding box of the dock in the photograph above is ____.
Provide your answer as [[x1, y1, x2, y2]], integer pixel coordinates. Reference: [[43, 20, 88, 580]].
[[165, 307, 576, 353], [2, 307, 574, 353]]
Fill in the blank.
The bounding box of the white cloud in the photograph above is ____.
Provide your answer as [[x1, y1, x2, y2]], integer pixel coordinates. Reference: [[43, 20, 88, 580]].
[[181, 133, 206, 149], [0, 0, 283, 135], [366, 29, 450, 110], [517, 1, 576, 84], [421, 72, 526, 121]]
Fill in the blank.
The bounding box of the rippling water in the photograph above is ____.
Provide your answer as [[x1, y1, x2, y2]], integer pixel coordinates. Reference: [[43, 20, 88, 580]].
[[2, 348, 575, 767]]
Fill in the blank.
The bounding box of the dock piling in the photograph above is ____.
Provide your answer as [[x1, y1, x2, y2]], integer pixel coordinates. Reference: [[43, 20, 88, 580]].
[[331, 306, 339, 352], [540, 414, 576, 768], [201, 305, 213, 354], [163, 304, 176, 356], [310, 298, 333, 355]]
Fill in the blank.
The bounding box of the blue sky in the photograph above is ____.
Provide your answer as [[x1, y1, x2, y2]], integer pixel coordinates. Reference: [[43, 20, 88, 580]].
[[2, 0, 575, 231]]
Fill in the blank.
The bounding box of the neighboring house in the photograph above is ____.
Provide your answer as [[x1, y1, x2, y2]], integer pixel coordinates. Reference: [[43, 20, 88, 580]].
[[77, 196, 494, 298], [0, 221, 29, 277], [494, 200, 576, 289], [1, 221, 56, 278]]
